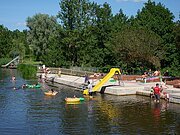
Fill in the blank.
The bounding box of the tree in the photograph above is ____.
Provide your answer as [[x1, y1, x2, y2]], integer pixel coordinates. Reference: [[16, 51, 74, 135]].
[[58, 0, 91, 30], [42, 25, 67, 67], [26, 13, 59, 62], [173, 21, 180, 51], [58, 0, 93, 67], [88, 2, 113, 67], [168, 21, 180, 76], [11, 30, 27, 60], [104, 9, 129, 67], [111, 9, 128, 33], [134, 0, 176, 68], [0, 25, 13, 58], [109, 26, 163, 69]]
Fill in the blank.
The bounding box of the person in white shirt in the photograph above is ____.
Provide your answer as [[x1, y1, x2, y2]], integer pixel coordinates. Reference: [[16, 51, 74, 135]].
[[87, 81, 93, 98]]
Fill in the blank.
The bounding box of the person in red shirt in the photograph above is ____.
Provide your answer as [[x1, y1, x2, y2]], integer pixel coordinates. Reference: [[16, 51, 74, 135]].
[[153, 83, 161, 103]]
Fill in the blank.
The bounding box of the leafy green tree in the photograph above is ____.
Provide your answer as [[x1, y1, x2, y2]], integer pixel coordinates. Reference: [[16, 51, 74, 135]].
[[0, 25, 13, 58], [169, 21, 180, 76], [43, 26, 71, 67], [87, 2, 113, 67], [10, 30, 27, 61], [109, 26, 163, 69], [111, 9, 128, 33], [58, 0, 91, 30], [26, 13, 59, 62], [58, 0, 93, 67], [173, 21, 180, 51], [106, 9, 129, 67], [134, 0, 176, 68]]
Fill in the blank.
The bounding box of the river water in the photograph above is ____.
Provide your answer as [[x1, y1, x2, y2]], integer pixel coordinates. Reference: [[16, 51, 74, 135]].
[[0, 68, 180, 135]]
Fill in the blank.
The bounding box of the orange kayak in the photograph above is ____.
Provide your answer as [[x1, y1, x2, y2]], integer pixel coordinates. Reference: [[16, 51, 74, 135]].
[[44, 91, 58, 96]]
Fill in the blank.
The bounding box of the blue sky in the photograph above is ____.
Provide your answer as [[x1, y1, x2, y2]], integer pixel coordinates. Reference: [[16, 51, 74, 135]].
[[0, 0, 179, 31]]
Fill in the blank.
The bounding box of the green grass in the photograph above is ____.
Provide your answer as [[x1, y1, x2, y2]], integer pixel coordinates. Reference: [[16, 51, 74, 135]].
[[0, 58, 12, 66], [17, 64, 37, 79], [22, 58, 42, 65]]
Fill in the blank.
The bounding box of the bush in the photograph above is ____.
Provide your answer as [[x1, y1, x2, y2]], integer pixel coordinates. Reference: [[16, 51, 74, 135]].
[[0, 58, 12, 66], [17, 64, 37, 79]]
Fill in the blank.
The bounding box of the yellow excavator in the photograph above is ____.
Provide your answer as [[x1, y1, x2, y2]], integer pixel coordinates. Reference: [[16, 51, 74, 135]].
[[83, 68, 121, 95]]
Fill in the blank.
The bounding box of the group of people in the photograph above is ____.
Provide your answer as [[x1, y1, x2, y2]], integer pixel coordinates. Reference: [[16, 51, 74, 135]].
[[142, 69, 170, 79], [142, 69, 161, 79], [150, 83, 169, 103], [40, 64, 51, 74]]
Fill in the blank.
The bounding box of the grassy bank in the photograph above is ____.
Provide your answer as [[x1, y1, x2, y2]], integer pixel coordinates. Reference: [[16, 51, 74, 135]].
[[17, 64, 37, 79], [0, 58, 12, 66]]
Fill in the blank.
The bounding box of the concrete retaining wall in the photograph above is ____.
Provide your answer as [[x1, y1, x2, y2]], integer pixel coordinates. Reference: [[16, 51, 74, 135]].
[[38, 73, 180, 104], [170, 93, 180, 104]]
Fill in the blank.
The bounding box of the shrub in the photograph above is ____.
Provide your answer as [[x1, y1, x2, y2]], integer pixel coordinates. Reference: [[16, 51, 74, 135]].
[[17, 64, 37, 79]]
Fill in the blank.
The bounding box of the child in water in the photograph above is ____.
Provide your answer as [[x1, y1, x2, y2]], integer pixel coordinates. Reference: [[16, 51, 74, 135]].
[[162, 92, 170, 102], [50, 89, 54, 93], [12, 76, 16, 81], [22, 84, 27, 88], [150, 87, 154, 98]]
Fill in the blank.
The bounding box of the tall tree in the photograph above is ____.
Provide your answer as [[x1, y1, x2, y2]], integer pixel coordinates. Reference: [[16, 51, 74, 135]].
[[173, 21, 180, 51], [90, 2, 113, 67], [170, 21, 180, 76], [11, 30, 27, 60], [57, 0, 93, 67], [111, 9, 128, 33], [26, 13, 59, 61], [134, 0, 175, 68], [42, 25, 67, 67], [105, 9, 129, 67], [58, 0, 91, 30], [109, 26, 163, 69], [0, 25, 12, 58]]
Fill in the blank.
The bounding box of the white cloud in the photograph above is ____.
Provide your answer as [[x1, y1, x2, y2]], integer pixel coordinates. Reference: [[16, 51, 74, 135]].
[[133, 0, 147, 2], [16, 22, 26, 27], [116, 0, 147, 3]]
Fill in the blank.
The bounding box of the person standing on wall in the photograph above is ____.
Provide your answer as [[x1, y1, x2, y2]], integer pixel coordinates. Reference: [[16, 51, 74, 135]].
[[84, 73, 89, 83], [87, 81, 93, 98], [58, 68, 61, 77], [153, 83, 161, 103]]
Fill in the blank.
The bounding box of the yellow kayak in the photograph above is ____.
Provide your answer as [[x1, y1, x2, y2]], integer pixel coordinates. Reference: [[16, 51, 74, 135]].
[[65, 98, 80, 102], [44, 91, 58, 96]]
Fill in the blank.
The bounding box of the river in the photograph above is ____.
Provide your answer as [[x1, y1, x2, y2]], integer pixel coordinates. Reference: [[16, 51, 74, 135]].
[[0, 68, 180, 135]]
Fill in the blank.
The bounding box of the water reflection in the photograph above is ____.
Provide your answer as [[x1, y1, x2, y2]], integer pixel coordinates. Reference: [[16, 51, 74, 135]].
[[0, 68, 180, 135]]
